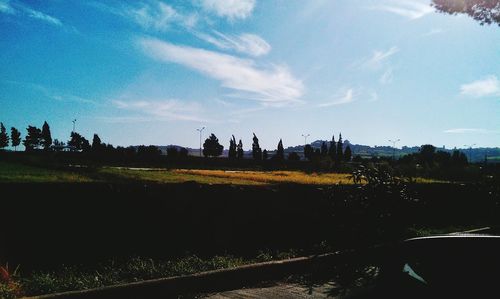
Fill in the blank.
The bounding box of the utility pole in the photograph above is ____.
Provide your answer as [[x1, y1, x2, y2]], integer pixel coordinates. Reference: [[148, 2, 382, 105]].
[[389, 139, 400, 160], [72, 119, 77, 133], [463, 144, 476, 163], [196, 126, 205, 157]]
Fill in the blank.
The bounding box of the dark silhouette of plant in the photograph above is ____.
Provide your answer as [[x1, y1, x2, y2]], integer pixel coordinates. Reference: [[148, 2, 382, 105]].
[[252, 133, 262, 160], [179, 147, 189, 158], [10, 127, 20, 151], [432, 0, 500, 26], [92, 134, 104, 152], [137, 145, 161, 159], [167, 146, 178, 158], [321, 141, 328, 156], [419, 144, 436, 165], [262, 149, 268, 160], [276, 139, 284, 160], [41, 121, 52, 150], [288, 152, 300, 161], [304, 144, 313, 161], [228, 135, 237, 159], [0, 123, 8, 150], [336, 133, 343, 163], [53, 139, 65, 151], [68, 132, 90, 152], [328, 134, 336, 160], [203, 133, 223, 157], [23, 126, 42, 151], [344, 145, 352, 162], [237, 139, 244, 159]]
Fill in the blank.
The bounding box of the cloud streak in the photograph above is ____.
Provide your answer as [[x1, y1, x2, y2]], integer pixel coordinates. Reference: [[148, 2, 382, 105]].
[[317, 89, 355, 107], [355, 46, 399, 70], [444, 128, 500, 134], [369, 0, 434, 20], [139, 37, 304, 105], [200, 0, 255, 20], [0, 0, 62, 26], [460, 75, 500, 98], [195, 31, 271, 56], [112, 99, 208, 122]]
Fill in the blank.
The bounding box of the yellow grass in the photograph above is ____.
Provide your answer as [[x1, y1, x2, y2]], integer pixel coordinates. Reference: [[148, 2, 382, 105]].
[[173, 169, 354, 185]]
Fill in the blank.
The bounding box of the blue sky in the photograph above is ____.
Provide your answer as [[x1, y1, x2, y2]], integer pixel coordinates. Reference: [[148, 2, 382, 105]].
[[1, 0, 499, 150]]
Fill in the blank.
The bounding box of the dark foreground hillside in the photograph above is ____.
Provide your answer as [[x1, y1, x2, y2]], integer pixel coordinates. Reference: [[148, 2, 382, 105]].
[[2, 182, 499, 272]]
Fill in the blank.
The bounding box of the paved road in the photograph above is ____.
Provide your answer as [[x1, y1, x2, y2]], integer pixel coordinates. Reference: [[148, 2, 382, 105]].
[[201, 281, 344, 299]]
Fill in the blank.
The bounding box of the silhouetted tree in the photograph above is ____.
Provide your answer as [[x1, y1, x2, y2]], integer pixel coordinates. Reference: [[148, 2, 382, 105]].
[[167, 146, 179, 158], [419, 144, 436, 165], [0, 123, 8, 150], [432, 0, 500, 26], [137, 145, 161, 159], [321, 141, 328, 156], [328, 134, 336, 160], [276, 139, 284, 160], [10, 127, 20, 151], [451, 149, 468, 166], [304, 144, 313, 161], [23, 126, 42, 151], [237, 139, 244, 159], [336, 133, 343, 163], [203, 133, 223, 157], [53, 139, 65, 151], [92, 134, 103, 151], [262, 149, 268, 160], [41, 121, 52, 150], [344, 145, 352, 162], [68, 132, 90, 152], [179, 147, 189, 158], [252, 133, 262, 160], [228, 135, 237, 159], [288, 152, 300, 161], [314, 148, 321, 157]]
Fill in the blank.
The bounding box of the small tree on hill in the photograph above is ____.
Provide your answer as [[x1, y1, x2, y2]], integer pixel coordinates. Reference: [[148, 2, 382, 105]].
[[304, 144, 313, 161], [262, 149, 268, 160], [336, 133, 343, 163], [203, 133, 223, 157], [237, 139, 244, 159], [276, 139, 284, 160], [10, 127, 21, 151], [0, 123, 8, 150], [41, 121, 52, 150], [321, 141, 328, 156], [252, 133, 262, 160], [68, 132, 90, 152], [344, 145, 352, 162], [228, 135, 237, 159], [328, 134, 336, 160], [23, 126, 42, 151], [92, 134, 103, 152]]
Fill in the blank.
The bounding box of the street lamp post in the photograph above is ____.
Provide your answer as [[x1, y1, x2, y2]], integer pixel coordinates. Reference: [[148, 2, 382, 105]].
[[72, 119, 77, 133], [301, 134, 310, 147], [196, 127, 205, 157], [389, 139, 400, 160]]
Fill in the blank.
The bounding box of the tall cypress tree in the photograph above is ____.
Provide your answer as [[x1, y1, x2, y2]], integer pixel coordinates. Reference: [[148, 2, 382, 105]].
[[228, 135, 237, 159], [252, 133, 262, 160], [328, 134, 336, 160], [276, 139, 284, 160], [0, 122, 8, 149], [10, 127, 21, 151], [41, 121, 52, 150], [237, 139, 244, 159], [320, 141, 328, 156], [336, 133, 343, 163], [344, 145, 352, 162]]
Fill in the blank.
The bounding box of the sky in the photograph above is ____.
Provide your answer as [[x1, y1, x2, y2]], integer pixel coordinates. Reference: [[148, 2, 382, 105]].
[[0, 0, 499, 150]]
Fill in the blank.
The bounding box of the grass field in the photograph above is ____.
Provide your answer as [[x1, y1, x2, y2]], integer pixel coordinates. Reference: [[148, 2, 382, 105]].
[[0, 161, 447, 185]]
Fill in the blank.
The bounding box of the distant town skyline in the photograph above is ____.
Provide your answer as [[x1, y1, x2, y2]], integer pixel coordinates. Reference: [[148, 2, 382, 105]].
[[1, 0, 499, 150]]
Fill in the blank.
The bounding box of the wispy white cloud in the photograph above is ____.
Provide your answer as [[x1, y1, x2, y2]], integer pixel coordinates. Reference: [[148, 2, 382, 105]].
[[139, 37, 304, 106], [90, 1, 197, 31], [460, 75, 500, 98], [379, 68, 394, 84], [317, 89, 356, 107], [422, 28, 444, 37], [200, 0, 255, 20], [356, 46, 399, 70], [369, 0, 434, 20], [195, 31, 271, 57], [112, 99, 208, 122], [0, 0, 62, 26], [444, 128, 500, 134]]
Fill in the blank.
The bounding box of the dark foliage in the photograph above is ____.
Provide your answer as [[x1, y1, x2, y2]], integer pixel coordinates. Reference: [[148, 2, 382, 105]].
[[328, 134, 337, 160], [252, 133, 262, 160], [344, 145, 352, 162], [10, 127, 21, 151], [288, 152, 300, 161], [203, 133, 223, 157], [336, 133, 343, 163], [41, 121, 52, 150], [304, 144, 313, 161], [237, 139, 244, 159], [23, 126, 42, 151], [276, 139, 285, 160], [68, 132, 91, 152], [0, 123, 8, 149], [228, 135, 237, 159], [432, 0, 500, 25]]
